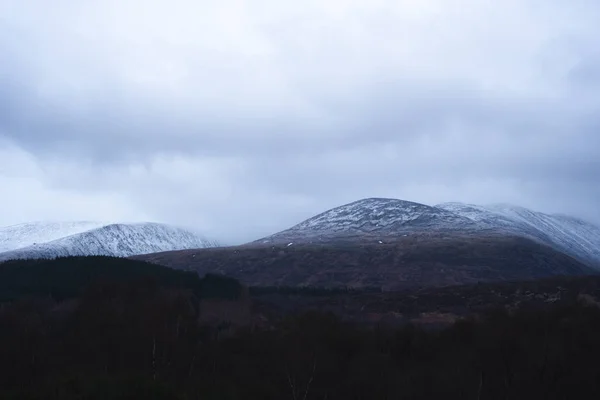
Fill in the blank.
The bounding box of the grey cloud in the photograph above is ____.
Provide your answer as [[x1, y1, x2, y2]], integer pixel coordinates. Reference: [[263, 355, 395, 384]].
[[1, 0, 600, 243]]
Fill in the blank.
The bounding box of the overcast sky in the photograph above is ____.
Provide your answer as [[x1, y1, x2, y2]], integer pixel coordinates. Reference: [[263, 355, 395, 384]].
[[1, 0, 600, 244]]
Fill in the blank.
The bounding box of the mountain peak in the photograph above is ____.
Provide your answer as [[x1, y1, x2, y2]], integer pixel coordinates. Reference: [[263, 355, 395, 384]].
[[257, 197, 478, 244], [254, 197, 600, 267], [348, 197, 424, 205]]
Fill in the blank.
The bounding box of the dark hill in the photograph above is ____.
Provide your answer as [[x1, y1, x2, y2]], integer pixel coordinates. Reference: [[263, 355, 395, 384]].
[[0, 256, 243, 302], [133, 234, 594, 290]]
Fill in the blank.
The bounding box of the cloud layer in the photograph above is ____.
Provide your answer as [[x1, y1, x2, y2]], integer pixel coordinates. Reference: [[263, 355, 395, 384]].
[[1, 0, 600, 243]]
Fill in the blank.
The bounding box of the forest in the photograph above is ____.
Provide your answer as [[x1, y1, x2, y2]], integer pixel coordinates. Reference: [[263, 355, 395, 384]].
[[2, 257, 600, 399]]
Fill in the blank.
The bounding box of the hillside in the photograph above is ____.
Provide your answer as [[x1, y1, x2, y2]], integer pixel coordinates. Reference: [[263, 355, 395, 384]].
[[134, 234, 594, 290], [0, 221, 108, 253], [0, 256, 243, 302], [438, 202, 600, 265], [251, 274, 600, 328]]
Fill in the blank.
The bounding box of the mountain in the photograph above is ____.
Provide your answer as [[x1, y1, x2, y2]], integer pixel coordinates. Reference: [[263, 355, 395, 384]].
[[133, 197, 600, 289], [0, 222, 219, 262], [256, 198, 600, 267], [256, 198, 481, 244]]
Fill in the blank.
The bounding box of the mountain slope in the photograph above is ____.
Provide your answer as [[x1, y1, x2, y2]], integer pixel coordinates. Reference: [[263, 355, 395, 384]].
[[0, 222, 109, 253], [256, 198, 600, 267], [134, 235, 594, 290], [0, 222, 219, 261], [437, 202, 600, 266]]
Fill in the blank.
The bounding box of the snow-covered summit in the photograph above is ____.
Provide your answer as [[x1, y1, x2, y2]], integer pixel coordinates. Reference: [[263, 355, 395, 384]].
[[0, 221, 220, 262], [256, 198, 600, 267], [257, 198, 479, 244]]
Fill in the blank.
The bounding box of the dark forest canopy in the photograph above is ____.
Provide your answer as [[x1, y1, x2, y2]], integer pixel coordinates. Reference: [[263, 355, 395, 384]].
[[0, 256, 243, 301], [4, 256, 600, 398], [2, 282, 600, 399]]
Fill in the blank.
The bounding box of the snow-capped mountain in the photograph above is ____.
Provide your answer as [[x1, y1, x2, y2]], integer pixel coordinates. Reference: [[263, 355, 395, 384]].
[[0, 221, 109, 253], [256, 198, 480, 244], [437, 202, 600, 266], [256, 198, 600, 267], [0, 222, 219, 262]]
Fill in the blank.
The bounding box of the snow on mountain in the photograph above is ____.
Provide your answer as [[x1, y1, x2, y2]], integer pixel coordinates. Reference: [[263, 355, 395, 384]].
[[0, 221, 109, 253], [437, 202, 600, 265], [255, 197, 600, 267], [0, 222, 219, 262], [257, 198, 480, 244]]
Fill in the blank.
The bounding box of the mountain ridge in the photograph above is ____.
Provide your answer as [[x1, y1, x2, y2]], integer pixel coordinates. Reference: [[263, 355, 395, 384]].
[[0, 221, 110, 253], [436, 201, 600, 266], [256, 198, 482, 245], [255, 197, 600, 267], [0, 221, 220, 261]]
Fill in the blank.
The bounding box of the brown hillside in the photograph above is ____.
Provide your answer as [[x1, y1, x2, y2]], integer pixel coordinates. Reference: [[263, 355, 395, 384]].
[[132, 234, 593, 290]]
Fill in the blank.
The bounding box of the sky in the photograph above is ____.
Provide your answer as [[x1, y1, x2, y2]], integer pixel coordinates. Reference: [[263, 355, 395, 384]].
[[1, 0, 600, 244]]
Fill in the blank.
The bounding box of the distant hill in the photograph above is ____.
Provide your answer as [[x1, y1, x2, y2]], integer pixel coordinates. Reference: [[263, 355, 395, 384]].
[[0, 256, 242, 302], [0, 222, 220, 261]]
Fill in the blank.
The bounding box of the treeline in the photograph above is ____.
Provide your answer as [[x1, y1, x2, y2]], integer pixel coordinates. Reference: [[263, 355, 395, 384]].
[[3, 257, 600, 398], [0, 256, 242, 302], [3, 287, 600, 399], [249, 285, 382, 296]]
